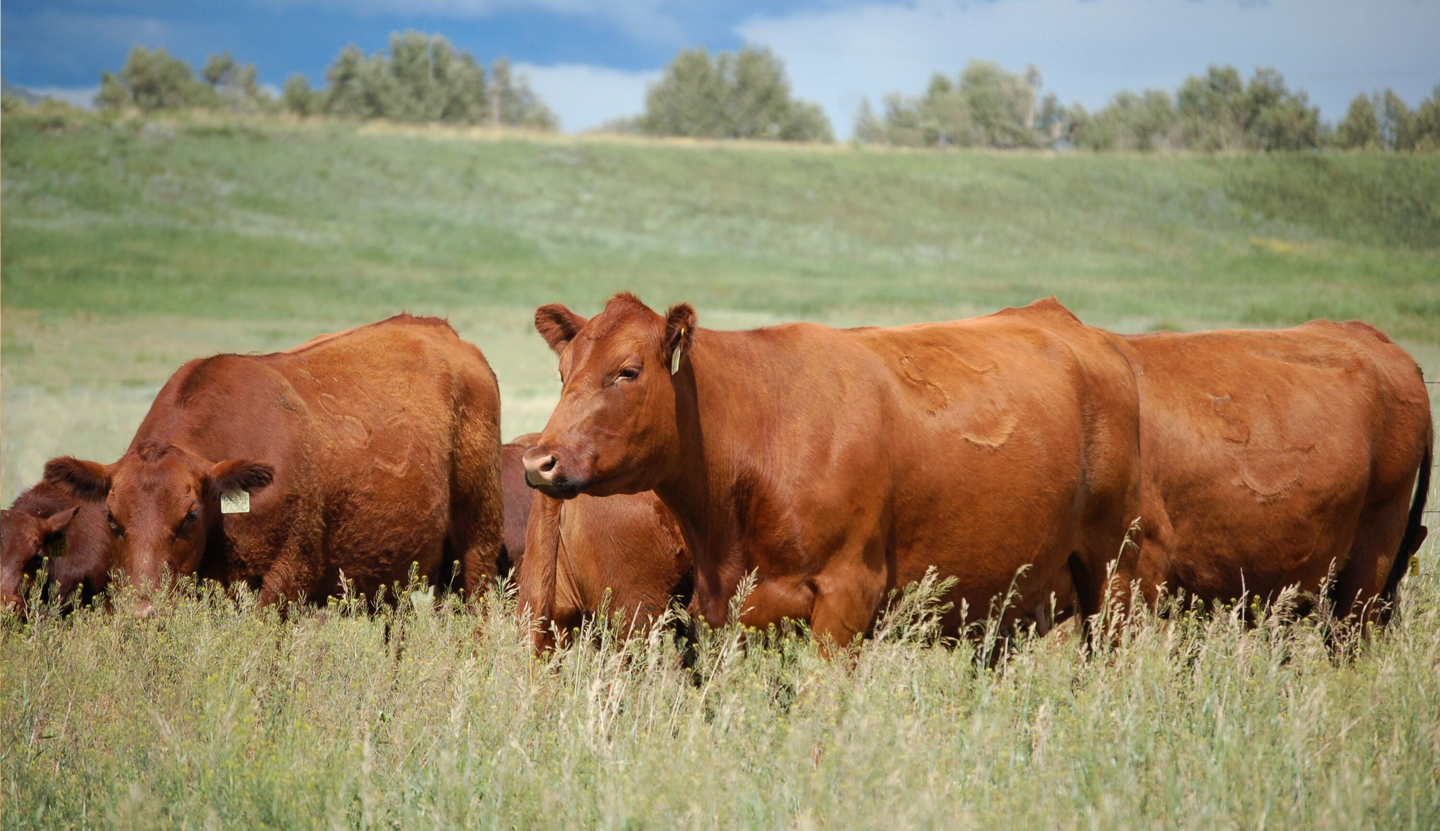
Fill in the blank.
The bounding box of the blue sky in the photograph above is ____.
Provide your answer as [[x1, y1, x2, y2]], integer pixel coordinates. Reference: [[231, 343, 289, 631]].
[[5, 0, 1439, 134]]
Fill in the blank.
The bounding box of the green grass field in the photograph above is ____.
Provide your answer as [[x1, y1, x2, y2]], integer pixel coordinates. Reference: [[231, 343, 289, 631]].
[[3, 109, 1439, 828]]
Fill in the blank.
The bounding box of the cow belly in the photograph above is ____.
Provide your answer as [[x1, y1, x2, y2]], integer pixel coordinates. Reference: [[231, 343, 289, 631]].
[[321, 473, 451, 595], [1152, 468, 1366, 601]]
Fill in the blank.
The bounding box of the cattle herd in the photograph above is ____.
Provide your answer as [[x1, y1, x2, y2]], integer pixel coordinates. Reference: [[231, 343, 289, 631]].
[[2, 296, 1433, 654]]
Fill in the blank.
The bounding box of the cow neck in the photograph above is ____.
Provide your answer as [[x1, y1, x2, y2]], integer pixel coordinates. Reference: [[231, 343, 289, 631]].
[[652, 328, 763, 584]]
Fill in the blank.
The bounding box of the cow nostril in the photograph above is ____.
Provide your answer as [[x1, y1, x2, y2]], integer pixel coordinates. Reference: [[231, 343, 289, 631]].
[[539, 455, 557, 474]]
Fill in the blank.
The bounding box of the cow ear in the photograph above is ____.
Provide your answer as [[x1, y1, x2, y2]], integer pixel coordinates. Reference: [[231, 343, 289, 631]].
[[664, 303, 697, 373], [534, 304, 587, 355], [42, 457, 111, 500], [39, 506, 80, 537], [208, 459, 274, 497]]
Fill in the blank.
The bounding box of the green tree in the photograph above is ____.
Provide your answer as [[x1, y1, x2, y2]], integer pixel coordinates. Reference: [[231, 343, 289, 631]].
[[854, 60, 1051, 148], [1240, 68, 1320, 150], [95, 46, 216, 112], [281, 75, 322, 116], [852, 97, 885, 145], [201, 52, 269, 112], [1335, 93, 1380, 149], [1412, 84, 1440, 150], [324, 46, 387, 119], [957, 60, 1038, 147], [1176, 65, 1246, 150], [1074, 89, 1176, 151], [641, 46, 832, 142], [488, 57, 558, 130], [1176, 65, 1319, 151], [1376, 88, 1414, 150], [319, 34, 514, 127], [434, 44, 488, 124]]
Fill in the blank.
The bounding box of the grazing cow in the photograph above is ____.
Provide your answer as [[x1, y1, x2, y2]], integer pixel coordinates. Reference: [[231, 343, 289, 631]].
[[42, 314, 504, 609], [498, 433, 543, 575], [1113, 321, 1433, 623], [522, 294, 1143, 649], [1, 482, 111, 612], [517, 488, 691, 650]]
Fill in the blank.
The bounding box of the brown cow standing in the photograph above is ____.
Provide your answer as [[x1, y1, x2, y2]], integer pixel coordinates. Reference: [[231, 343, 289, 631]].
[[1, 482, 111, 612], [498, 433, 543, 576], [1113, 321, 1432, 622], [517, 488, 691, 649], [522, 294, 1143, 649], [43, 314, 504, 609], [504, 432, 690, 648]]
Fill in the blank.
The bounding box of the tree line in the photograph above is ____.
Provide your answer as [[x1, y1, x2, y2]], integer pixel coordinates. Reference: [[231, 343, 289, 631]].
[[60, 34, 1440, 150], [94, 33, 557, 130], [854, 61, 1440, 152]]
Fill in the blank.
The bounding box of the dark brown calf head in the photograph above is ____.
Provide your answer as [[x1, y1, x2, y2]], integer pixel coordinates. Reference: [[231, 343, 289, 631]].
[[524, 293, 695, 499], [43, 440, 273, 604], [1, 506, 79, 611]]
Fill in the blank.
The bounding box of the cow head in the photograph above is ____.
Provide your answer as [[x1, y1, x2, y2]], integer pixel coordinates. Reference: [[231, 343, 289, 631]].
[[42, 440, 273, 609], [1, 505, 79, 612], [524, 293, 695, 499]]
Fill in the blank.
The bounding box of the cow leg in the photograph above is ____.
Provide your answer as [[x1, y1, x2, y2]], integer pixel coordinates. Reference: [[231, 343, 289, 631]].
[[1069, 519, 1147, 648], [451, 495, 503, 602], [258, 555, 306, 609], [449, 425, 504, 603], [729, 576, 816, 633], [1332, 495, 1410, 628], [809, 593, 872, 656], [809, 557, 886, 655]]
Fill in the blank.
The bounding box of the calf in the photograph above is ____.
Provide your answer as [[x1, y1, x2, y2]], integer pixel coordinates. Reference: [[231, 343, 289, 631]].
[[2, 482, 110, 613], [517, 488, 691, 650]]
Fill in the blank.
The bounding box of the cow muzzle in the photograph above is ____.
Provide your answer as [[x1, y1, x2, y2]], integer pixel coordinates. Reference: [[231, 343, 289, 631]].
[[522, 447, 587, 497], [523, 450, 559, 487]]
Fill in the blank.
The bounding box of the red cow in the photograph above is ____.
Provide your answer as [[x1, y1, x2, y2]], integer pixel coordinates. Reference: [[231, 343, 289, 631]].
[[517, 488, 691, 650], [43, 314, 504, 609], [1115, 321, 1432, 623], [2, 482, 110, 613], [522, 294, 1143, 649], [498, 433, 542, 576]]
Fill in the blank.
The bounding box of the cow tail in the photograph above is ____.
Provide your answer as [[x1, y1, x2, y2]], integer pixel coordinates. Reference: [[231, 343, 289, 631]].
[[515, 491, 562, 653], [1383, 416, 1433, 609]]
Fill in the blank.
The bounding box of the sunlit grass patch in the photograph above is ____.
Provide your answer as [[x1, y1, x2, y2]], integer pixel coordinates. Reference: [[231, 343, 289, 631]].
[[4, 547, 1438, 828]]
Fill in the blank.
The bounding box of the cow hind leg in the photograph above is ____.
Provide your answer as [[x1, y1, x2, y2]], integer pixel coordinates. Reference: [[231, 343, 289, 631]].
[[1332, 496, 1411, 628], [1068, 522, 1148, 650], [449, 416, 504, 603]]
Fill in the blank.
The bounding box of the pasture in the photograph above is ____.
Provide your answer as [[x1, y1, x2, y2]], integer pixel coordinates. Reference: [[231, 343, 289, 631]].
[[3, 109, 1439, 828]]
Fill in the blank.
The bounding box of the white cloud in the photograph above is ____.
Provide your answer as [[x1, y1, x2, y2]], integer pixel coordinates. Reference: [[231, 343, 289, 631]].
[[738, 0, 1440, 138], [516, 62, 659, 132]]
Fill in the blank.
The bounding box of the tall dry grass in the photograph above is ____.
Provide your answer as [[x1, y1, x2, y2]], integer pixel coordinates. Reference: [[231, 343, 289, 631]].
[[4, 544, 1437, 829]]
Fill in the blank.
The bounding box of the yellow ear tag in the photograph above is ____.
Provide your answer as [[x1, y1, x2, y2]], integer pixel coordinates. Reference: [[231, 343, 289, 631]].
[[47, 536, 67, 560], [670, 329, 685, 375]]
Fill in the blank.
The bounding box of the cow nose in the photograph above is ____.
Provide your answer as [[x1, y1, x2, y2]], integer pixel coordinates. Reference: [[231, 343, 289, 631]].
[[134, 598, 155, 618], [523, 450, 559, 487]]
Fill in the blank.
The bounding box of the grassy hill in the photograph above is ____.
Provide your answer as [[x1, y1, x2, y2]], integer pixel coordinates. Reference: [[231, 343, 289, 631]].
[[4, 111, 1438, 501], [2, 110, 1438, 829]]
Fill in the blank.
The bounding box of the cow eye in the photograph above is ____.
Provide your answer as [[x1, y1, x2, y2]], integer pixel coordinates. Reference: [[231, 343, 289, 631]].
[[106, 511, 125, 537], [178, 509, 199, 530], [616, 366, 640, 382]]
